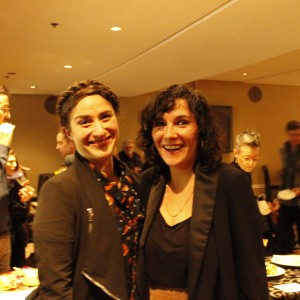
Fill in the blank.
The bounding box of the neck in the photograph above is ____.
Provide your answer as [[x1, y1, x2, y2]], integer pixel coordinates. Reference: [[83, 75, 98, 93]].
[[93, 157, 116, 180], [168, 168, 195, 193]]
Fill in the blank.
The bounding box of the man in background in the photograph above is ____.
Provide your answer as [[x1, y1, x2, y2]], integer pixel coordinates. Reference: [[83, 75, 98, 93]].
[[0, 85, 15, 273], [118, 140, 143, 173], [277, 120, 300, 253], [54, 130, 75, 174]]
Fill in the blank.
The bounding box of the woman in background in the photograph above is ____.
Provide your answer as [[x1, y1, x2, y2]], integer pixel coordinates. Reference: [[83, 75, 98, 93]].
[[6, 149, 35, 268], [232, 129, 279, 255], [27, 80, 145, 300], [136, 84, 268, 300]]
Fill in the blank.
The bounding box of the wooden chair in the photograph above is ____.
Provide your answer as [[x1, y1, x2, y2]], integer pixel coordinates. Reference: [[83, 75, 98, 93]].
[[261, 165, 280, 201]]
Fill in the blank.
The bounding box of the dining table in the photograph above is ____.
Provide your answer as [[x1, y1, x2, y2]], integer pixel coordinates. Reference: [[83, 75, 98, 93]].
[[267, 255, 300, 300], [0, 267, 38, 300]]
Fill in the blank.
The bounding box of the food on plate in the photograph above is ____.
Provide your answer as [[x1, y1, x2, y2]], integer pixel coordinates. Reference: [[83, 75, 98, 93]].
[[265, 262, 278, 276], [0, 267, 39, 292]]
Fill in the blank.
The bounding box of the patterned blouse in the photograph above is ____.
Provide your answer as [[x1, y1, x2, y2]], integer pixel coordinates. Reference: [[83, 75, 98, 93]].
[[90, 160, 145, 299]]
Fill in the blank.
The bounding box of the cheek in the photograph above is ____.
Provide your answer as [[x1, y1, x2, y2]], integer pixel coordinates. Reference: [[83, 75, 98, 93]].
[[152, 133, 160, 148]]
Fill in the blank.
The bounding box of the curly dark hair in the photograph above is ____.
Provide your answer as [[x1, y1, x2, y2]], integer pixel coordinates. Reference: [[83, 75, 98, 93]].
[[137, 84, 222, 178], [56, 80, 119, 129]]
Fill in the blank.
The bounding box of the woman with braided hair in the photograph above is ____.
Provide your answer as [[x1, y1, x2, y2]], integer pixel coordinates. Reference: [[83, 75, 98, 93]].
[[27, 80, 146, 300]]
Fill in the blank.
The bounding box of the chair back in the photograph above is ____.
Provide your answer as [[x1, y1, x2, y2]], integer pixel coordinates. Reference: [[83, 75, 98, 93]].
[[261, 165, 279, 201]]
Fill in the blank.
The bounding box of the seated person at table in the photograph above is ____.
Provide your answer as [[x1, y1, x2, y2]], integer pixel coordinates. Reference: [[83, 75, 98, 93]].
[[118, 140, 143, 173]]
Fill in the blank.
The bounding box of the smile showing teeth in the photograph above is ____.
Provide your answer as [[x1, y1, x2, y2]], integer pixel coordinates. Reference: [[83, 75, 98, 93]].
[[89, 137, 110, 145], [163, 145, 182, 151]]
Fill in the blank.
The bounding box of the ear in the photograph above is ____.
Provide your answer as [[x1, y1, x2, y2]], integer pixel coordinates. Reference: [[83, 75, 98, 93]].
[[63, 127, 73, 141], [233, 148, 238, 159]]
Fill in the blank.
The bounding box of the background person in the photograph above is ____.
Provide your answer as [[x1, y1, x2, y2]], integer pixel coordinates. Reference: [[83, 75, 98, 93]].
[[277, 120, 300, 254], [136, 84, 268, 300], [232, 129, 278, 255], [54, 129, 75, 174], [6, 149, 35, 268], [0, 84, 15, 274], [27, 80, 145, 300], [118, 140, 143, 173]]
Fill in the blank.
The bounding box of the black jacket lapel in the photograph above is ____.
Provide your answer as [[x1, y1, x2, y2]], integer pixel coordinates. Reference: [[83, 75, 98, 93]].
[[188, 165, 219, 295]]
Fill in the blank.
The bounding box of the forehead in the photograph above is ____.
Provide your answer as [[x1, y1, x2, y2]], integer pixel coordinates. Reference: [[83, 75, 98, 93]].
[[287, 128, 300, 136], [0, 94, 10, 106], [57, 132, 67, 141], [163, 99, 191, 116], [7, 154, 16, 161], [238, 145, 260, 156], [72, 94, 113, 115], [125, 143, 134, 148]]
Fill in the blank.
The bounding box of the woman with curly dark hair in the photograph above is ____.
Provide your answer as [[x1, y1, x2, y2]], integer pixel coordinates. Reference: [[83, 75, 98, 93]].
[[136, 84, 268, 300]]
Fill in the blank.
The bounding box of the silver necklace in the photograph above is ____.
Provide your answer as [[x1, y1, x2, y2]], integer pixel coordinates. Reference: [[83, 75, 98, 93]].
[[164, 185, 194, 218]]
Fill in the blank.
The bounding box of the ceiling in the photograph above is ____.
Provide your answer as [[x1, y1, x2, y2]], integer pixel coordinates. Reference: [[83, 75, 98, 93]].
[[2, 0, 300, 97]]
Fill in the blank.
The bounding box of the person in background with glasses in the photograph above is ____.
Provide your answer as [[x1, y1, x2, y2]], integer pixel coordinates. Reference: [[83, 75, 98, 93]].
[[0, 84, 15, 273], [232, 129, 279, 255], [0, 85, 33, 274]]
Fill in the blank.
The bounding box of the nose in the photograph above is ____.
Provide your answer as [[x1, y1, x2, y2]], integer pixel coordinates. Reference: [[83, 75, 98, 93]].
[[92, 120, 106, 135], [4, 111, 11, 121], [164, 125, 177, 138]]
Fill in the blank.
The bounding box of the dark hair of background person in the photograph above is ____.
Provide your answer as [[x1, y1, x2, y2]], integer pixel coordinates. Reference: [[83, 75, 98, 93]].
[[286, 120, 300, 131], [136, 84, 222, 179], [56, 79, 120, 129]]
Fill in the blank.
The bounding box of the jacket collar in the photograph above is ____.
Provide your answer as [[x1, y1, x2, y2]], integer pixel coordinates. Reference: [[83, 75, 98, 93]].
[[188, 164, 218, 293]]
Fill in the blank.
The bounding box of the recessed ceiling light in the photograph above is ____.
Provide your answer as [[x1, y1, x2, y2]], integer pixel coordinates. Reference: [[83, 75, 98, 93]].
[[110, 26, 122, 32], [30, 85, 37, 89], [242, 72, 248, 76], [64, 65, 73, 69]]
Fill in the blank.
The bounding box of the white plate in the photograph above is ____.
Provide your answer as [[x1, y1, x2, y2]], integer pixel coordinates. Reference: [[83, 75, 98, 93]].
[[277, 189, 296, 200], [271, 255, 300, 267], [266, 264, 286, 278]]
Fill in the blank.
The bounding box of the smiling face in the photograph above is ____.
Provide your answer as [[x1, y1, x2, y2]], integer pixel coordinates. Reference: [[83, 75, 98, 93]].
[[151, 99, 198, 172], [66, 94, 119, 171]]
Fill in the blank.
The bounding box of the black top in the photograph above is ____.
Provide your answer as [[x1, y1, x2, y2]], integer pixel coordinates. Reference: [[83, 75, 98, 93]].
[[145, 211, 190, 289]]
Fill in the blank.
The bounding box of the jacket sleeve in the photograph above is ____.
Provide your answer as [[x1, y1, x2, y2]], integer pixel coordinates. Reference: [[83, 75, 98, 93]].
[[31, 175, 80, 299], [223, 167, 268, 299]]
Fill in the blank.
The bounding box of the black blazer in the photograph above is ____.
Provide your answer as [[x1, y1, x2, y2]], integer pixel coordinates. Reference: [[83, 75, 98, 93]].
[[27, 153, 145, 300], [137, 162, 268, 300]]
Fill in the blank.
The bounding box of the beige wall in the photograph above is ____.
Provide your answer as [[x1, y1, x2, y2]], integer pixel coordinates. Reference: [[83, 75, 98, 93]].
[[10, 94, 62, 190], [10, 81, 300, 192], [118, 80, 300, 194]]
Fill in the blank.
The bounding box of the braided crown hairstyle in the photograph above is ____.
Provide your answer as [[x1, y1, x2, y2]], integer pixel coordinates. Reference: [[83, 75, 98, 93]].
[[56, 80, 119, 129]]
